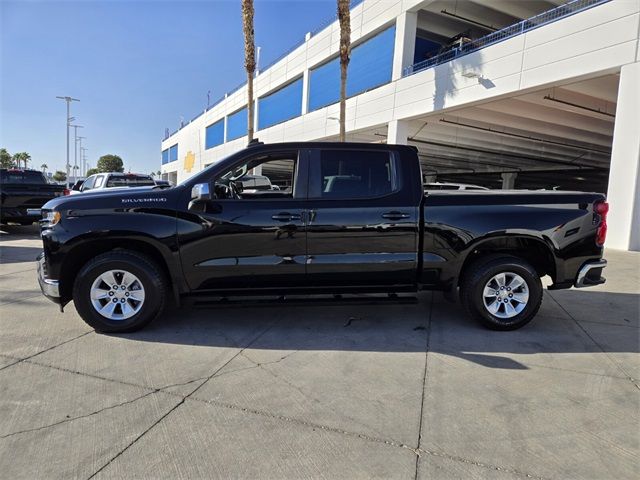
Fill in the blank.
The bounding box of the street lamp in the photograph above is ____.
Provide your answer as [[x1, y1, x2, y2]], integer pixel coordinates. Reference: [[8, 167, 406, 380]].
[[76, 136, 86, 176], [56, 96, 80, 182], [70, 125, 83, 183]]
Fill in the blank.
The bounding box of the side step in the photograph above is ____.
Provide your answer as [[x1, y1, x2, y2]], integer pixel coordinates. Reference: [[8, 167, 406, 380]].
[[190, 294, 418, 309]]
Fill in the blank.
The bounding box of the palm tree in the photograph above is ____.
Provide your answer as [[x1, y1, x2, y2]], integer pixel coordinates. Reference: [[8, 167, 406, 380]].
[[241, 0, 256, 142], [337, 0, 351, 142], [41, 164, 48, 173], [12, 152, 31, 169]]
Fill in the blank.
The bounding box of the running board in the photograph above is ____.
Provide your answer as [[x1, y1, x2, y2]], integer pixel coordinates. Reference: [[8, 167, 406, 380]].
[[190, 294, 418, 309]]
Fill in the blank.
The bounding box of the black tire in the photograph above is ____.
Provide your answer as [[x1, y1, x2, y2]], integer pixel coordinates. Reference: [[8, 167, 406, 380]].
[[73, 250, 166, 333], [460, 255, 542, 331]]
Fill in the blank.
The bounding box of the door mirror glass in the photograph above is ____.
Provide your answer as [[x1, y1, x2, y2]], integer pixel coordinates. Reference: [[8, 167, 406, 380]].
[[191, 183, 211, 201]]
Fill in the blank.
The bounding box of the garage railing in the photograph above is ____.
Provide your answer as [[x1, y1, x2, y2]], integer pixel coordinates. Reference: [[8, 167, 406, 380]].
[[403, 0, 612, 77]]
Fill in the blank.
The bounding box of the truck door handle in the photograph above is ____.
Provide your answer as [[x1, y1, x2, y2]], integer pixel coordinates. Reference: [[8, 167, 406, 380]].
[[272, 212, 301, 222], [381, 211, 410, 220]]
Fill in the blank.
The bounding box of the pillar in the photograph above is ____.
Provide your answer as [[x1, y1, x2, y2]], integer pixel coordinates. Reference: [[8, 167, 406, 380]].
[[501, 172, 517, 190], [387, 119, 410, 145], [301, 69, 310, 115], [392, 11, 418, 80], [606, 62, 640, 251]]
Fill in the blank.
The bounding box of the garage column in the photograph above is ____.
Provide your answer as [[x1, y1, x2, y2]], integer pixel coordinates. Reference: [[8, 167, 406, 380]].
[[606, 62, 640, 251], [387, 119, 410, 145], [392, 11, 417, 80], [501, 172, 517, 190]]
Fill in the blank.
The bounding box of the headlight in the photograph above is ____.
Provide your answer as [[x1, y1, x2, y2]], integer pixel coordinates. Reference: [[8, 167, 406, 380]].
[[43, 211, 61, 226]]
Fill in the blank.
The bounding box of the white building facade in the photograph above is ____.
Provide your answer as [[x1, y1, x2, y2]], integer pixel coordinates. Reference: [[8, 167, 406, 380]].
[[161, 0, 640, 251]]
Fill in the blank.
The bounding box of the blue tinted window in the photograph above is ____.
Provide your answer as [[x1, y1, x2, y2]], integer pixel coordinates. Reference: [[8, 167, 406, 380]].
[[226, 107, 247, 141], [162, 149, 169, 165], [258, 78, 303, 130], [205, 119, 224, 149], [169, 144, 178, 162], [309, 26, 396, 111]]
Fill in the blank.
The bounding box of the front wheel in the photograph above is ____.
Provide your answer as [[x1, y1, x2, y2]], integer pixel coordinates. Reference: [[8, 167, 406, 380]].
[[73, 251, 166, 333], [460, 256, 543, 330]]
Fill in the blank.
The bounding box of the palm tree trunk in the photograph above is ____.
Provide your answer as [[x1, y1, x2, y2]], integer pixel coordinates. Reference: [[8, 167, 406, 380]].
[[242, 0, 256, 142], [338, 0, 351, 142]]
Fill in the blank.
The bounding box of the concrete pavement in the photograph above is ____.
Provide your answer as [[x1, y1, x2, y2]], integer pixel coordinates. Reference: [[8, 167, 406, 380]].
[[0, 224, 638, 479]]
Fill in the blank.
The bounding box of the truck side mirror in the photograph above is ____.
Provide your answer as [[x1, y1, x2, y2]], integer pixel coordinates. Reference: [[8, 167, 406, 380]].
[[191, 183, 210, 201]]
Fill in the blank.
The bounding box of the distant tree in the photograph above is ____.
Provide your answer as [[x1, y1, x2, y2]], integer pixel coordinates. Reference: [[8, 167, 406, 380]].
[[0, 148, 13, 168], [96, 154, 124, 173], [241, 0, 256, 142], [12, 152, 31, 169], [86, 167, 99, 176], [41, 164, 48, 173], [52, 170, 67, 182], [156, 170, 161, 177], [337, 0, 351, 142]]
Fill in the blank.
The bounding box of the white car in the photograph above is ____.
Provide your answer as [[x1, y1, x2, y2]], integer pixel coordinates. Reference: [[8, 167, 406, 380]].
[[71, 173, 156, 194]]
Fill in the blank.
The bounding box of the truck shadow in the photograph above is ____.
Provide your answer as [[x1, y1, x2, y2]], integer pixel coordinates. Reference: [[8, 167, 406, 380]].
[[111, 290, 639, 370]]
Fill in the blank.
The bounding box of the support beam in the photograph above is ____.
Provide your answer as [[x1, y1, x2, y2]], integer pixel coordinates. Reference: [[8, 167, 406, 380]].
[[301, 69, 310, 115], [501, 172, 517, 189], [606, 62, 640, 251], [392, 11, 417, 80], [388, 119, 410, 145]]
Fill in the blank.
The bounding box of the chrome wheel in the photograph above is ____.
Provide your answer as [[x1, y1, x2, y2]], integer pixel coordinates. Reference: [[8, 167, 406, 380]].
[[482, 272, 529, 319], [90, 269, 145, 321]]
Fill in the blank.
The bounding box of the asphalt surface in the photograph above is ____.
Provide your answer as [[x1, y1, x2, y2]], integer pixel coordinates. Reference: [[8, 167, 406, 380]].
[[0, 223, 638, 479]]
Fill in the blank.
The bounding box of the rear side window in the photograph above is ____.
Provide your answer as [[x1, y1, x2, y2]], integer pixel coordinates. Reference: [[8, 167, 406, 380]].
[[0, 171, 46, 184], [94, 176, 105, 188], [314, 150, 398, 199], [106, 175, 155, 187]]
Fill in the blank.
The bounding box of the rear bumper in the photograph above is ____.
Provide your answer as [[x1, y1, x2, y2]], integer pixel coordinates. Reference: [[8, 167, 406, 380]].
[[1, 207, 41, 223], [574, 259, 607, 288], [36, 253, 61, 302]]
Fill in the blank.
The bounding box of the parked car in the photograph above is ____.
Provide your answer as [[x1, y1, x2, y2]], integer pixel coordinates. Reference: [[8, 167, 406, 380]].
[[72, 172, 155, 194], [424, 182, 489, 191], [0, 169, 66, 225], [36, 142, 607, 333]]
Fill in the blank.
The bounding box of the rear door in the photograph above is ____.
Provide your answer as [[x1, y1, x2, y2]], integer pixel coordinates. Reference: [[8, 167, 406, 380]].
[[305, 147, 419, 287]]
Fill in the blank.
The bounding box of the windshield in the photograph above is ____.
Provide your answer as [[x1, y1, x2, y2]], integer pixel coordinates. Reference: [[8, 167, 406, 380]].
[[0, 170, 47, 184], [106, 175, 155, 187]]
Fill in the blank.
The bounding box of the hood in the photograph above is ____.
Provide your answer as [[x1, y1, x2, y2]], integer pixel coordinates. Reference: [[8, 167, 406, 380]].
[[42, 185, 178, 210]]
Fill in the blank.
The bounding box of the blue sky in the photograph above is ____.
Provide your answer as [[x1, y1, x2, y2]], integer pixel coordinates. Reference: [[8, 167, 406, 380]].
[[1, 0, 336, 174]]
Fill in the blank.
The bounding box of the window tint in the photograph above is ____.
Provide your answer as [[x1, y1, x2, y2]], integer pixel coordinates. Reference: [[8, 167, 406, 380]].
[[317, 150, 397, 199], [82, 176, 96, 190], [0, 170, 46, 184], [106, 175, 155, 187]]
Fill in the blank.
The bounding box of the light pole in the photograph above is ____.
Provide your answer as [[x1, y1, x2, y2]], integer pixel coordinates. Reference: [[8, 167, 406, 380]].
[[70, 125, 83, 183], [56, 96, 80, 182], [76, 136, 86, 176], [81, 147, 88, 174]]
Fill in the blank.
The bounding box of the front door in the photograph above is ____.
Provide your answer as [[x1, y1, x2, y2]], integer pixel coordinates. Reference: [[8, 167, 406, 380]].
[[305, 147, 419, 287], [179, 149, 309, 292]]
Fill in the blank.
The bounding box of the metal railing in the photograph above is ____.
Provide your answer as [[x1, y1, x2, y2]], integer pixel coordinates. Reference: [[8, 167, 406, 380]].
[[403, 0, 611, 77]]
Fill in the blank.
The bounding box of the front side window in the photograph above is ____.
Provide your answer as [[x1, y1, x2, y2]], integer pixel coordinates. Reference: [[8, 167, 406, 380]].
[[82, 176, 96, 191], [313, 150, 397, 199]]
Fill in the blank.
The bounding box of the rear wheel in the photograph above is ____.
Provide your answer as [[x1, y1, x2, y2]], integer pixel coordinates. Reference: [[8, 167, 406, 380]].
[[73, 251, 166, 333], [461, 255, 542, 330]]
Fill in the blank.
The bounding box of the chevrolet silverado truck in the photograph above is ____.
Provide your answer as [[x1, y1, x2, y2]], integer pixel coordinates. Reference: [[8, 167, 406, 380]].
[[36, 142, 608, 333], [1, 169, 66, 225]]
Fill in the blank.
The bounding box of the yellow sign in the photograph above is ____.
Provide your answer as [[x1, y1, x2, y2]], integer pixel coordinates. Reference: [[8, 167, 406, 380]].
[[184, 150, 195, 173]]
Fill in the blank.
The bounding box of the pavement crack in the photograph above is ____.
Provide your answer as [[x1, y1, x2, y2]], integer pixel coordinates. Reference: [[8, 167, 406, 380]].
[[414, 291, 433, 480], [86, 321, 278, 480], [0, 330, 93, 373], [547, 293, 640, 390]]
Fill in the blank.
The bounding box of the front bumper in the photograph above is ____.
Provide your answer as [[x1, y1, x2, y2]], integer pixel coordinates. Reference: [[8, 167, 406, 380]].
[[36, 252, 61, 302], [575, 259, 607, 288]]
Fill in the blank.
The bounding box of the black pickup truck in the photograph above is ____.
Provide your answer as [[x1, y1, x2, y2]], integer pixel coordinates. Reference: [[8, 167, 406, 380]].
[[1, 169, 66, 225], [36, 142, 608, 333]]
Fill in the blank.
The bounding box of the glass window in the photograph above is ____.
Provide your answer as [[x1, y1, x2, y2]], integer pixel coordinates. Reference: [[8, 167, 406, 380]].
[[308, 26, 396, 111], [94, 175, 105, 188], [258, 78, 303, 130], [106, 174, 155, 187], [82, 175, 96, 191], [316, 150, 397, 199], [226, 107, 247, 141], [0, 170, 46, 184], [205, 119, 224, 149], [169, 144, 178, 162], [162, 149, 169, 165]]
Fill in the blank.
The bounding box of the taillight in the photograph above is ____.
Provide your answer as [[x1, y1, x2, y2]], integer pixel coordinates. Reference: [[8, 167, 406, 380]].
[[63, 188, 70, 196], [594, 200, 608, 246]]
